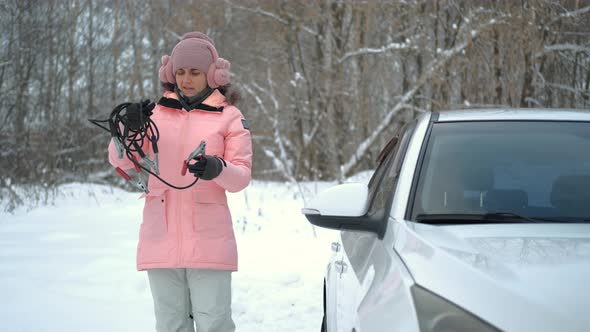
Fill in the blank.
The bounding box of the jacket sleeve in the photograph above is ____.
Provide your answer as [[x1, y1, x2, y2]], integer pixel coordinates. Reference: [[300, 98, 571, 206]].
[[214, 107, 252, 193]]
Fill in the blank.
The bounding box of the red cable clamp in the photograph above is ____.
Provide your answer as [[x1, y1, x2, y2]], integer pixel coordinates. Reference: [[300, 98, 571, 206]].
[[181, 140, 207, 176]]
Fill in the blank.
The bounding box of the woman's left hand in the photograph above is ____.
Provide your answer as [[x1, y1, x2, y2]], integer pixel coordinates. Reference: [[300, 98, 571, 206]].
[[188, 155, 224, 180]]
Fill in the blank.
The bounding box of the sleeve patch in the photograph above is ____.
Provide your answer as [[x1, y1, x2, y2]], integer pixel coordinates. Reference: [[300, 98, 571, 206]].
[[241, 119, 250, 130]]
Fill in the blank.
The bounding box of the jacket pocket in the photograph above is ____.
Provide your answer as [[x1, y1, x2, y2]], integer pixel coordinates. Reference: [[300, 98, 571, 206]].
[[190, 189, 231, 235], [141, 188, 168, 240]]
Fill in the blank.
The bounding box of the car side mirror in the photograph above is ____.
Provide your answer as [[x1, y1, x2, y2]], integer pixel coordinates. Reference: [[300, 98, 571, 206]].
[[302, 183, 385, 238], [302, 183, 369, 217]]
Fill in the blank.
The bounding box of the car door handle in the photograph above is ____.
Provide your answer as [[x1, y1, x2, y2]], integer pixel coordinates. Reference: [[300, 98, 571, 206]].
[[334, 260, 348, 274], [331, 242, 341, 252]]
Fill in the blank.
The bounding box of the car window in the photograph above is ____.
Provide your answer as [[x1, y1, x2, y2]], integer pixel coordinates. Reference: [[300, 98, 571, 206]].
[[411, 121, 590, 222], [368, 139, 396, 194], [367, 122, 416, 217]]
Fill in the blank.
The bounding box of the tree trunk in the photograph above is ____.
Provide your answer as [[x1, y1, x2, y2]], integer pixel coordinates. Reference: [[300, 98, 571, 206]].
[[87, 0, 95, 115], [67, 0, 79, 123], [126, 0, 145, 99], [493, 26, 502, 105]]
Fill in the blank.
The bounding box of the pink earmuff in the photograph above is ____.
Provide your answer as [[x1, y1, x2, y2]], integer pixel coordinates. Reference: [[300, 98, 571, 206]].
[[207, 57, 231, 88], [158, 55, 175, 84]]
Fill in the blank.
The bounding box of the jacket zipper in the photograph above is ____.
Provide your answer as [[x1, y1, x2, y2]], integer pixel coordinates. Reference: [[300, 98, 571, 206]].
[[177, 111, 190, 267]]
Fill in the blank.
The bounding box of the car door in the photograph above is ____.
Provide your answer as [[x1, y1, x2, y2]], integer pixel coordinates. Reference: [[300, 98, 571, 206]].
[[334, 122, 416, 332]]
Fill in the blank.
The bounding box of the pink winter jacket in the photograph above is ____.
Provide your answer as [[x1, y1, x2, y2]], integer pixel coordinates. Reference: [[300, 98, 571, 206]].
[[108, 89, 252, 271]]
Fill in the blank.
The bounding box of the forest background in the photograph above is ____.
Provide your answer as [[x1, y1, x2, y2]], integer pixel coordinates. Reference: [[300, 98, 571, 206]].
[[1, 0, 589, 210]]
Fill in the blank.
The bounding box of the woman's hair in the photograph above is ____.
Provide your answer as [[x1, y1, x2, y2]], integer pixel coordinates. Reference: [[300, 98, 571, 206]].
[[161, 82, 175, 93], [217, 84, 241, 105], [160, 82, 241, 106]]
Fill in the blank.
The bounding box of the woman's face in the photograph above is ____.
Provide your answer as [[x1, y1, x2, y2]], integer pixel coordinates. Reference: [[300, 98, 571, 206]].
[[175, 67, 208, 97]]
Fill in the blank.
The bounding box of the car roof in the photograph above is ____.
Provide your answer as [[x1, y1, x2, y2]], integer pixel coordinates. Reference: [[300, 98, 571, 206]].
[[434, 108, 590, 122]]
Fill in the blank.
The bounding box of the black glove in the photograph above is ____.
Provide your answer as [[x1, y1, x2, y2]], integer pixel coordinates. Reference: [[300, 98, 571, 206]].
[[188, 155, 224, 180], [125, 99, 155, 130]]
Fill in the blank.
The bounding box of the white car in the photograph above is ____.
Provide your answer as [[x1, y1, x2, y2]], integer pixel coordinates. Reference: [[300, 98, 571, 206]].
[[303, 109, 590, 332]]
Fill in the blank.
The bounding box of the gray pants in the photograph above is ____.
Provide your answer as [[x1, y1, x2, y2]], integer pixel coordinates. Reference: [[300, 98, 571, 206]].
[[147, 268, 235, 332]]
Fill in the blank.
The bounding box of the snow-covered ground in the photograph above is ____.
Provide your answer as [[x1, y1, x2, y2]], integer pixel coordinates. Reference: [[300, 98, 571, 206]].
[[0, 179, 366, 332]]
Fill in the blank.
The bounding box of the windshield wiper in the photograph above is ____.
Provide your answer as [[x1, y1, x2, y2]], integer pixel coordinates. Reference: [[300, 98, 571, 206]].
[[523, 216, 588, 223], [415, 212, 561, 225], [483, 212, 549, 223]]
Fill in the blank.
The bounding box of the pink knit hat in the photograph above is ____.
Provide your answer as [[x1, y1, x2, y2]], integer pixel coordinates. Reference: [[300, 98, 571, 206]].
[[159, 32, 231, 88]]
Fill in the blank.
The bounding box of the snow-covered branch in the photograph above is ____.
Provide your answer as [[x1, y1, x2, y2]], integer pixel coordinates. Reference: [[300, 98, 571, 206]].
[[547, 5, 590, 26], [226, 3, 288, 25], [241, 83, 295, 181], [303, 111, 328, 147], [559, 5, 590, 19], [338, 42, 414, 63], [538, 44, 590, 56], [263, 148, 297, 184], [224, 1, 318, 36]]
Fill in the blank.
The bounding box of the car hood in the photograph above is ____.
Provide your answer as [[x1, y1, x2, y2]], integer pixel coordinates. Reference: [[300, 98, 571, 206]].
[[397, 222, 590, 332]]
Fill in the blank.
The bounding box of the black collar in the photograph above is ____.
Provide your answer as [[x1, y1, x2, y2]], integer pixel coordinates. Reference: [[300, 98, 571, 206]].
[[157, 97, 224, 113]]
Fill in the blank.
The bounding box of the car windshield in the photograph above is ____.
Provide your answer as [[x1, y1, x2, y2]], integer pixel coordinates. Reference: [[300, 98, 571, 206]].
[[411, 120, 590, 223]]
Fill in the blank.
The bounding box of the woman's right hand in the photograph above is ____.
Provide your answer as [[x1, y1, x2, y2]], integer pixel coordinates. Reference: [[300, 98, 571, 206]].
[[125, 99, 155, 130]]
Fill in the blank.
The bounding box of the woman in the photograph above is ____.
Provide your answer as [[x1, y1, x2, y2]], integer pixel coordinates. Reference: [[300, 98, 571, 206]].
[[108, 32, 252, 332]]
